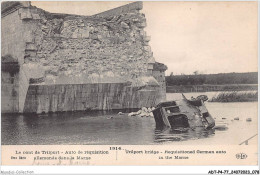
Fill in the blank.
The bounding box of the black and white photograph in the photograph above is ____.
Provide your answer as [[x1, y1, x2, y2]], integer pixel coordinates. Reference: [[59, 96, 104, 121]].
[[1, 0, 258, 169]]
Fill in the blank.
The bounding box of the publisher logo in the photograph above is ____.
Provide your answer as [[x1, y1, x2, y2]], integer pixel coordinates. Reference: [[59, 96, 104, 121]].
[[236, 153, 247, 159]]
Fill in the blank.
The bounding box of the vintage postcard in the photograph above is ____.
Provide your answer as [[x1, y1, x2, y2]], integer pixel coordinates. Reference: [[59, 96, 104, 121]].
[[1, 0, 259, 173]]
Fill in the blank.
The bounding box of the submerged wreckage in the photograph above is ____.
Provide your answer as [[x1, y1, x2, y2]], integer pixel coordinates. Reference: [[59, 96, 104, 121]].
[[152, 94, 215, 130]]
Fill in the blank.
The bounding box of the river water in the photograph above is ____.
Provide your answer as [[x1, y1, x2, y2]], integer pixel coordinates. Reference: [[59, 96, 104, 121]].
[[1, 92, 258, 145]]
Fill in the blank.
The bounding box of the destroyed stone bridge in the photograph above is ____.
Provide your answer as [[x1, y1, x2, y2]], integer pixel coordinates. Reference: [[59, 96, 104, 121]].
[[1, 1, 167, 113]]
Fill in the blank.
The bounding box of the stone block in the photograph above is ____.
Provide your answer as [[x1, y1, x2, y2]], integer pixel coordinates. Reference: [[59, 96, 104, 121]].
[[136, 21, 146, 28], [19, 8, 32, 20], [121, 21, 129, 29], [143, 36, 151, 42], [147, 63, 154, 70], [71, 31, 78, 38], [25, 43, 37, 51], [81, 30, 90, 38], [32, 13, 41, 20], [144, 46, 151, 52], [78, 22, 85, 27], [90, 34, 98, 40]]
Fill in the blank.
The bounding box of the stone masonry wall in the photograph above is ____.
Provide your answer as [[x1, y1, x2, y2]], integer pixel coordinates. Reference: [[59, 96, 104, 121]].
[[1, 3, 40, 113], [1, 2, 164, 113], [23, 83, 158, 113], [152, 62, 168, 102], [23, 2, 153, 84], [1, 70, 19, 112], [153, 70, 167, 101], [1, 7, 29, 64]]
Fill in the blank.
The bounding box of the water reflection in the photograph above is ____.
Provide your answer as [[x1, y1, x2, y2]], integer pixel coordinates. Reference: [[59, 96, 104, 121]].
[[154, 127, 215, 143]]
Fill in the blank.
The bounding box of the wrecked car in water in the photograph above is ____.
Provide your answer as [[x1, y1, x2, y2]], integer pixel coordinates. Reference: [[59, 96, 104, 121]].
[[152, 94, 215, 130]]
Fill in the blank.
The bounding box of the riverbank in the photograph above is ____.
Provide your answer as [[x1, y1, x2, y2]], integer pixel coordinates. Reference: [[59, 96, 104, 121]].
[[209, 91, 258, 102], [166, 84, 258, 93]]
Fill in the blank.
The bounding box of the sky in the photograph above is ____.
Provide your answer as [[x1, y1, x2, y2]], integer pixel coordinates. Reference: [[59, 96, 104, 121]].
[[31, 1, 258, 75]]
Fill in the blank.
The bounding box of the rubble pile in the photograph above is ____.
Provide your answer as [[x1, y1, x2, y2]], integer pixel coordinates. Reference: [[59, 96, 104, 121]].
[[26, 4, 153, 84], [128, 107, 155, 117]]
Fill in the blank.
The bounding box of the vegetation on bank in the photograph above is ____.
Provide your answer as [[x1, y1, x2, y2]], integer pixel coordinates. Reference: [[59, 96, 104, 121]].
[[209, 91, 258, 102], [166, 72, 258, 86], [166, 84, 258, 93]]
